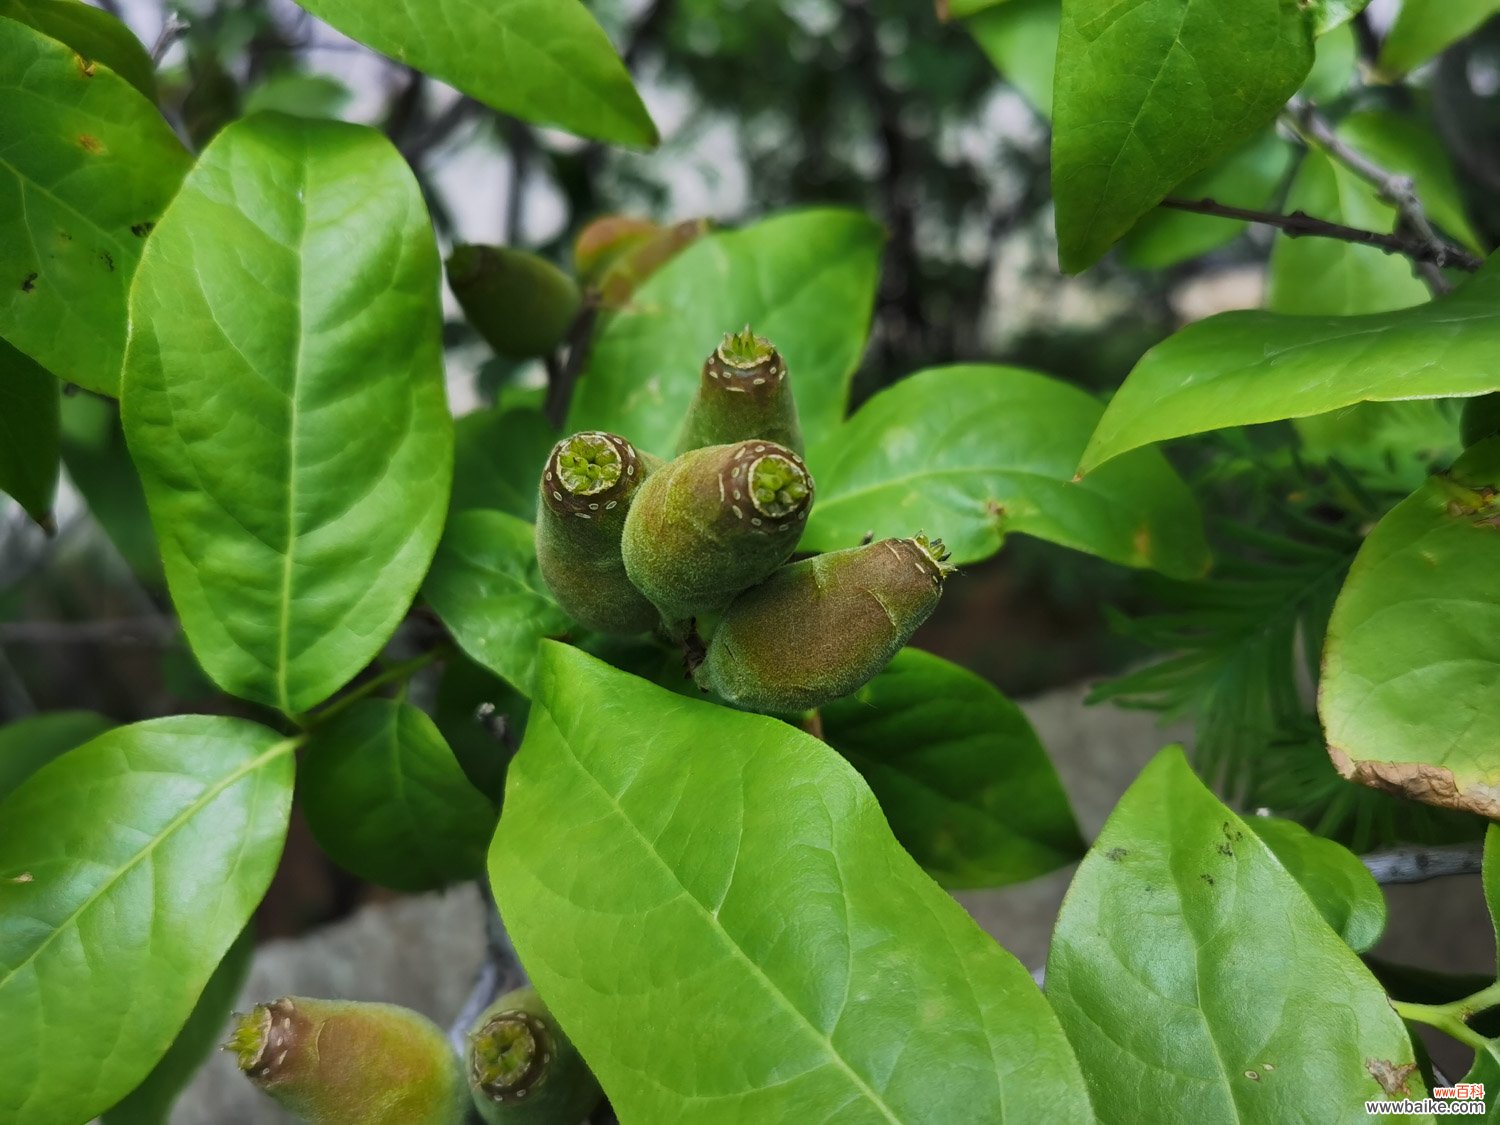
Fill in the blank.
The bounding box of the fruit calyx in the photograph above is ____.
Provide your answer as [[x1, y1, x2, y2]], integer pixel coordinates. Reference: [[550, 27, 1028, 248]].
[[470, 1008, 553, 1104]]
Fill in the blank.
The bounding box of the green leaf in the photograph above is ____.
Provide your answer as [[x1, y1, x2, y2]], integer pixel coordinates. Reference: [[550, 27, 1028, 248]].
[[566, 209, 884, 456], [1120, 129, 1294, 270], [431, 653, 527, 803], [1046, 747, 1425, 1121], [422, 509, 571, 696], [1051, 0, 1315, 271], [0, 19, 189, 395], [0, 709, 110, 802], [59, 393, 162, 584], [1320, 438, 1500, 819], [0, 0, 156, 100], [1487, 824, 1500, 976], [451, 405, 555, 521], [491, 642, 1092, 1122], [821, 647, 1082, 888], [946, 0, 1011, 18], [1462, 1043, 1500, 1121], [1080, 254, 1500, 472], [0, 337, 60, 527], [122, 113, 452, 716], [1244, 816, 1386, 951], [966, 0, 1059, 118], [1301, 21, 1356, 102], [1379, 0, 1500, 76], [803, 365, 1209, 577], [0, 716, 294, 1124], [101, 926, 254, 1125], [291, 0, 656, 146], [242, 71, 352, 120], [1310, 0, 1371, 36], [301, 699, 496, 892]]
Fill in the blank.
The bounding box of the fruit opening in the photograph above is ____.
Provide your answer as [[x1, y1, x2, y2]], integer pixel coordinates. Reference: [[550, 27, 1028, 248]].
[[225, 1006, 270, 1072], [472, 1011, 550, 1102], [910, 532, 956, 580], [717, 326, 776, 368], [749, 454, 810, 517], [554, 434, 623, 495]]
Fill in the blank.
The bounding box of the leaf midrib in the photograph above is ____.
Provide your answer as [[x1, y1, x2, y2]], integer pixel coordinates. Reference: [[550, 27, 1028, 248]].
[[543, 703, 904, 1123], [0, 736, 295, 996]]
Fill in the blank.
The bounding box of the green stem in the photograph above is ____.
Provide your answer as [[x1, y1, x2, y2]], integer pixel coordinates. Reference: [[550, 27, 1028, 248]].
[[1392, 1000, 1489, 1051], [305, 646, 449, 728]]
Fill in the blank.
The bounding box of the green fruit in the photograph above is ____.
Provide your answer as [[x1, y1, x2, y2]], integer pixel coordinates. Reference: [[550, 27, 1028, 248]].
[[697, 534, 953, 712], [1460, 393, 1500, 448], [447, 245, 581, 360], [536, 432, 661, 635], [621, 440, 814, 629], [226, 997, 467, 1124], [675, 327, 804, 455], [466, 986, 603, 1124]]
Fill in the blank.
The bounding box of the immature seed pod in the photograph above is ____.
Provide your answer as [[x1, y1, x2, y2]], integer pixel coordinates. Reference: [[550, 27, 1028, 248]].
[[226, 997, 467, 1124], [1460, 393, 1500, 448], [621, 440, 813, 628], [447, 245, 581, 360], [467, 986, 603, 1124], [697, 534, 954, 712], [675, 327, 803, 455], [536, 432, 661, 635]]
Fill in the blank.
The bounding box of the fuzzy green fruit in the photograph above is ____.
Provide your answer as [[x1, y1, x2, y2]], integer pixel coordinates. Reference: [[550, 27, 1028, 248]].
[[226, 997, 467, 1124], [1460, 393, 1500, 448], [675, 327, 803, 455], [536, 432, 661, 635], [466, 986, 603, 1124], [697, 534, 953, 712], [621, 440, 813, 629], [447, 244, 581, 360]]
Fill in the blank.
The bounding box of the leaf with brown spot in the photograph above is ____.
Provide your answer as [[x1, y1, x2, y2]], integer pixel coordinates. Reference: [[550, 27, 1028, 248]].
[[1321, 437, 1500, 817], [1364, 1058, 1416, 1099]]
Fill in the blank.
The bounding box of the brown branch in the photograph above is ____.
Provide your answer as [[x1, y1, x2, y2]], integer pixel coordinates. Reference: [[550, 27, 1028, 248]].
[[1287, 99, 1482, 292], [543, 301, 600, 430], [1361, 842, 1483, 885], [1160, 196, 1483, 273]]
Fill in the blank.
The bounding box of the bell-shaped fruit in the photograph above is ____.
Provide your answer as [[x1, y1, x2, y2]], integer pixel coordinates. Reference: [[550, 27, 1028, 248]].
[[622, 440, 813, 629], [696, 534, 953, 712], [675, 327, 803, 455], [536, 432, 661, 635], [447, 245, 581, 360], [466, 986, 603, 1124], [1461, 393, 1500, 448], [226, 997, 467, 1124]]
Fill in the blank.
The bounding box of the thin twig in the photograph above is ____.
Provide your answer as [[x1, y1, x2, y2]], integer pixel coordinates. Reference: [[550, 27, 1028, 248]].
[[1159, 197, 1483, 273], [1286, 99, 1480, 292], [0, 617, 178, 646], [1361, 843, 1484, 885], [543, 301, 600, 429], [150, 12, 190, 67]]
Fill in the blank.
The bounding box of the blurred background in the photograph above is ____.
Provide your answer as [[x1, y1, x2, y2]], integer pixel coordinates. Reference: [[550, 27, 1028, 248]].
[[4, 0, 1500, 950]]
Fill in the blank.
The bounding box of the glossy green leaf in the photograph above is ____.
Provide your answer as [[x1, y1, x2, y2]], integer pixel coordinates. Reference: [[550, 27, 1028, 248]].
[[803, 365, 1209, 577], [0, 337, 60, 527], [0, 0, 156, 100], [101, 926, 254, 1125], [242, 71, 353, 120], [0, 710, 110, 802], [566, 209, 884, 455], [291, 0, 656, 146], [1268, 111, 1478, 317], [1046, 747, 1424, 1121], [302, 699, 495, 892], [1380, 0, 1500, 76], [1245, 816, 1386, 952], [966, 0, 1059, 118], [491, 643, 1092, 1123], [1051, 0, 1315, 271], [1301, 20, 1357, 102], [122, 113, 452, 715], [422, 509, 571, 696], [1080, 255, 1500, 472], [1320, 438, 1500, 819], [451, 405, 555, 521], [0, 716, 294, 1124], [59, 393, 161, 583], [1311, 0, 1371, 35], [1461, 1043, 1500, 1121], [0, 20, 189, 396], [1120, 129, 1294, 270], [821, 647, 1082, 889], [432, 653, 527, 803]]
